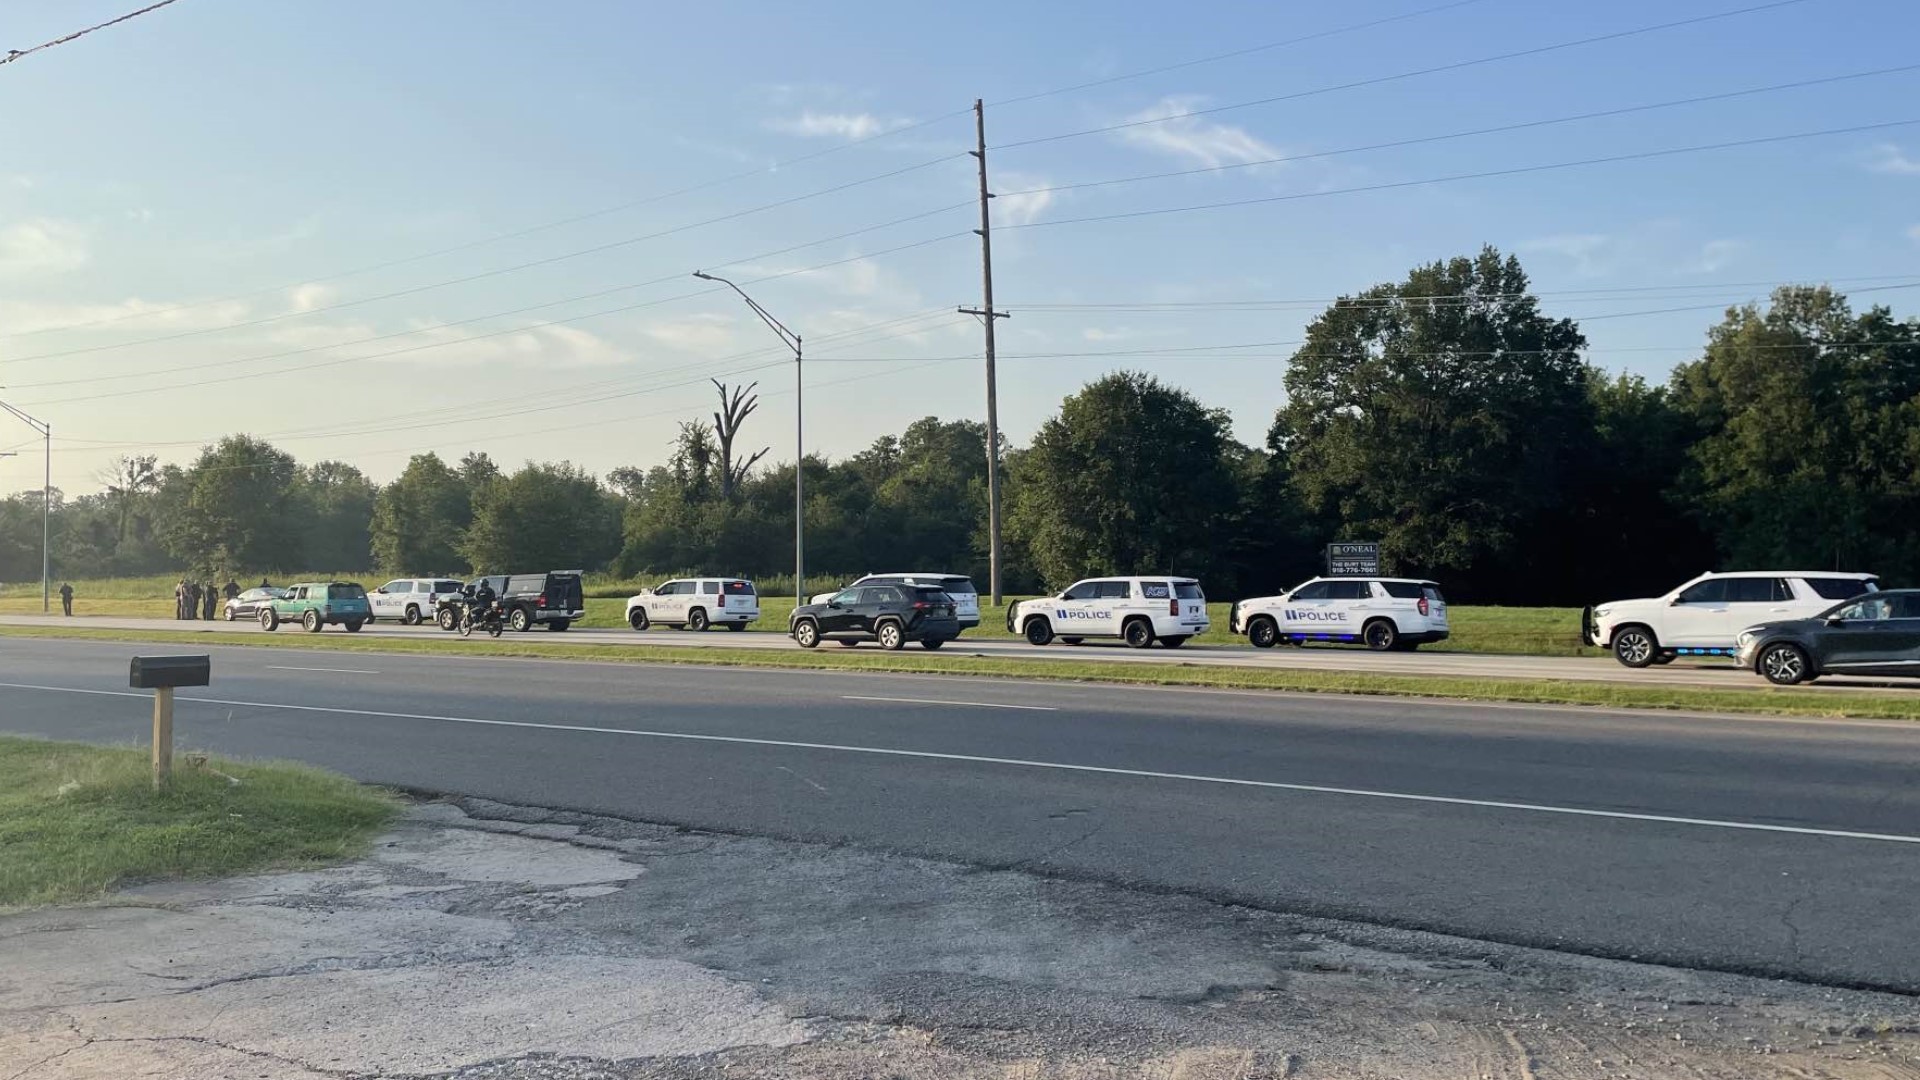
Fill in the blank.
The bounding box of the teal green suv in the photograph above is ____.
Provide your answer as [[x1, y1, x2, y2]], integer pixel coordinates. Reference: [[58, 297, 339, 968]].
[[258, 581, 372, 633]]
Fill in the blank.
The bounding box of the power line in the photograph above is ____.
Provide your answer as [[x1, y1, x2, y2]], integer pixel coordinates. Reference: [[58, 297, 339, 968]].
[[992, 0, 1817, 152], [994, 63, 1920, 201], [1, 0, 182, 67], [1009, 276, 1920, 311], [1004, 118, 1920, 230]]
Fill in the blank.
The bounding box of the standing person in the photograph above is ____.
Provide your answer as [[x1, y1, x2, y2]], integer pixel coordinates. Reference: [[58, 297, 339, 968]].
[[174, 580, 187, 620], [224, 578, 240, 603], [186, 581, 201, 622], [59, 582, 73, 617], [203, 582, 218, 620]]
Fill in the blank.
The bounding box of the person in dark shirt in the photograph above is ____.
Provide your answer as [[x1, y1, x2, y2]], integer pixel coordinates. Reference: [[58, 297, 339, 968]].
[[202, 583, 218, 620], [59, 582, 73, 616]]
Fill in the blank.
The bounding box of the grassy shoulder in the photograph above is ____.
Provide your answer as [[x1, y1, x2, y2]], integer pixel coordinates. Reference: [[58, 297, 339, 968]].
[[3, 623, 1911, 722], [0, 735, 396, 908]]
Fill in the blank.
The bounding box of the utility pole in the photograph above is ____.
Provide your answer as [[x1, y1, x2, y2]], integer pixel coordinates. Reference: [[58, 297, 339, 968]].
[[691, 272, 804, 605], [0, 397, 52, 612], [958, 98, 1010, 606]]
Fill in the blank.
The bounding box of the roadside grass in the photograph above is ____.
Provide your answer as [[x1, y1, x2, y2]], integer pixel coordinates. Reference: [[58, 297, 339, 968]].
[[0, 735, 396, 908], [3, 623, 1912, 721]]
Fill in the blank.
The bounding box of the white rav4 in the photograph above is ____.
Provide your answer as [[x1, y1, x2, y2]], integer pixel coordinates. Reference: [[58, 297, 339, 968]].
[[1231, 576, 1449, 651], [626, 577, 760, 632], [1007, 576, 1210, 649], [1584, 570, 1878, 668]]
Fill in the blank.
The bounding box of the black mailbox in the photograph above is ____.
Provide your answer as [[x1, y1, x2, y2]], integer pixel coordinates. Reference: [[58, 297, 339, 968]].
[[129, 655, 211, 690]]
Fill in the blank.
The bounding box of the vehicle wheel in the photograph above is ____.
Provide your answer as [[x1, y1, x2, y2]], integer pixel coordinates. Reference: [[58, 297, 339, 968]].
[[628, 608, 649, 631], [458, 615, 474, 638], [1612, 626, 1658, 668], [876, 620, 905, 651], [345, 620, 363, 633], [1362, 619, 1398, 651], [726, 621, 746, 632], [1061, 636, 1083, 645], [688, 608, 709, 632], [1023, 617, 1054, 646], [402, 604, 421, 626], [487, 620, 503, 639], [1247, 616, 1279, 649], [1122, 618, 1154, 649], [437, 607, 458, 631], [1758, 642, 1812, 686], [225, 608, 237, 622], [302, 609, 322, 633], [509, 608, 532, 633], [259, 608, 278, 632], [793, 619, 821, 649], [1159, 635, 1189, 649], [547, 620, 570, 631], [921, 638, 945, 650]]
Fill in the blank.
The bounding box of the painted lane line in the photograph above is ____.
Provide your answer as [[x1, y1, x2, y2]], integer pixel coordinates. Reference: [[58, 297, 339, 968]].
[[843, 694, 1057, 712], [2, 680, 1917, 846], [266, 665, 382, 675]]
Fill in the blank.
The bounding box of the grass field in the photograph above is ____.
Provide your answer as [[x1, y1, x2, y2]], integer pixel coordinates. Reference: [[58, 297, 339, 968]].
[[2, 623, 1909, 722], [0, 735, 396, 908], [3, 574, 1599, 656]]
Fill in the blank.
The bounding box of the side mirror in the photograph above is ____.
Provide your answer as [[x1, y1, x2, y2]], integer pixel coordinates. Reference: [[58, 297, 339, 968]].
[[639, 588, 653, 596], [828, 600, 843, 609], [1826, 616, 1846, 628], [1670, 597, 1686, 605]]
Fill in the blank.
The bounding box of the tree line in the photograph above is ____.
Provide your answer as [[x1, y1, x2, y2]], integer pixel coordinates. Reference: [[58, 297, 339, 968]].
[[5, 247, 1915, 605]]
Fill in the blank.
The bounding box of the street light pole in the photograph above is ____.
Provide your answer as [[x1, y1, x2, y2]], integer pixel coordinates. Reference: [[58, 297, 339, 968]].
[[0, 398, 52, 612], [691, 272, 804, 605]]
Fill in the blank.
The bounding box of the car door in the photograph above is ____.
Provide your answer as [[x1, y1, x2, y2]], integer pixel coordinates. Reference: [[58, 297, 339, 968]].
[[856, 586, 899, 636], [1663, 578, 1730, 647], [1724, 577, 1794, 643], [1053, 580, 1102, 635], [819, 588, 863, 635], [371, 580, 407, 619], [1818, 594, 1920, 673], [1279, 580, 1334, 639], [1092, 580, 1133, 635]]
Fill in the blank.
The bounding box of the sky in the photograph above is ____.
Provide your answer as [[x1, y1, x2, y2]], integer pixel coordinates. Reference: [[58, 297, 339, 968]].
[[2, 0, 1918, 496]]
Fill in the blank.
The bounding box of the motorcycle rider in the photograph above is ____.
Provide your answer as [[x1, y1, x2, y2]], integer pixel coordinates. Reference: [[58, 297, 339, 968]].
[[463, 577, 499, 630]]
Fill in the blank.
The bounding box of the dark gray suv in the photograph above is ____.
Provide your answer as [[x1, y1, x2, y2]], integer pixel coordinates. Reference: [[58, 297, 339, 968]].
[[1735, 589, 1920, 685], [789, 584, 961, 651]]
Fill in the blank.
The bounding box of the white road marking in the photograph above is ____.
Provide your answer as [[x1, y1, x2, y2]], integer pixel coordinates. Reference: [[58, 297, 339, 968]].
[[843, 694, 1056, 711], [266, 665, 381, 675], [2, 679, 1917, 846]]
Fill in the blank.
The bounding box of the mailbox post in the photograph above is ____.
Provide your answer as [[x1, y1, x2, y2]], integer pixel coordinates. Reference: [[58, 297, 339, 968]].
[[129, 655, 210, 789]]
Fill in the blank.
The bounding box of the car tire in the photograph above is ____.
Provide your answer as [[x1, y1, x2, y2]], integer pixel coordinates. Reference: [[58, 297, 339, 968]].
[[1159, 635, 1189, 649], [259, 608, 278, 632], [1247, 617, 1279, 649], [1061, 636, 1083, 646], [1362, 619, 1398, 651], [793, 618, 820, 649], [509, 608, 532, 633], [1122, 618, 1154, 649], [726, 621, 746, 632], [1612, 625, 1658, 668], [921, 638, 945, 650], [688, 608, 709, 633], [628, 608, 649, 631], [1023, 617, 1054, 646], [1758, 642, 1812, 686], [402, 605, 421, 626], [225, 607, 237, 622], [302, 610, 322, 633], [345, 620, 363, 633], [876, 620, 905, 651], [437, 607, 458, 631]]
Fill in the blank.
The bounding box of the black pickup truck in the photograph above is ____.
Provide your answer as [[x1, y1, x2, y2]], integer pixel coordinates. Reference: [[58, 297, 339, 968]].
[[435, 570, 586, 632]]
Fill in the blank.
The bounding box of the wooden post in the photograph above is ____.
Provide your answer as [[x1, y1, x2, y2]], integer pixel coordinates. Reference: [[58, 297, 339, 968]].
[[152, 686, 174, 790]]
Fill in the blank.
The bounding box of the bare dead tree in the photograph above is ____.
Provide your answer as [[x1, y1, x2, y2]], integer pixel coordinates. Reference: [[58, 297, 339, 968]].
[[712, 379, 769, 501]]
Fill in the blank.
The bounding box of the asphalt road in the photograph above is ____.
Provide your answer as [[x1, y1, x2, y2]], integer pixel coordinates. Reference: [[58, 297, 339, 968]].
[[5, 636, 1918, 990], [7, 612, 1906, 690]]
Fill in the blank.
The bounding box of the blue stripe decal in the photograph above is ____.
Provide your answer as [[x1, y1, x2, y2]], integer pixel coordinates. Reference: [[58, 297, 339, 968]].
[[1673, 647, 1735, 656]]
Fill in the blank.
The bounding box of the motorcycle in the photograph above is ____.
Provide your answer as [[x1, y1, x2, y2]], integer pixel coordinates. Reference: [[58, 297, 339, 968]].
[[458, 598, 505, 638]]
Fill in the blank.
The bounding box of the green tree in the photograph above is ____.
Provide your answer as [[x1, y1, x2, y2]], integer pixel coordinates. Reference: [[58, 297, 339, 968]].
[[370, 454, 471, 574], [1270, 247, 1590, 599], [1008, 371, 1239, 588], [158, 436, 302, 574], [461, 462, 619, 572], [296, 461, 378, 573]]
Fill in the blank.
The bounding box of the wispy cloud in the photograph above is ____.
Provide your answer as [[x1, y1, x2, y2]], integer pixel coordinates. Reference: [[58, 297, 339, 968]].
[[1116, 96, 1282, 169], [0, 218, 89, 276], [1684, 238, 1745, 275], [287, 283, 335, 313], [768, 111, 911, 141], [1865, 142, 1920, 176], [1519, 233, 1613, 276], [1081, 327, 1134, 342], [994, 170, 1057, 226], [1908, 224, 1920, 245], [642, 314, 735, 352]]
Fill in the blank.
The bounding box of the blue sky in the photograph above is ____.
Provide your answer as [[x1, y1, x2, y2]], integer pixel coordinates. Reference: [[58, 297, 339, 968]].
[[2, 0, 1917, 495]]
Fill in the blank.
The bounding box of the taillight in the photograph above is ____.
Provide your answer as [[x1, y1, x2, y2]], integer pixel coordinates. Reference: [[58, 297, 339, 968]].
[[537, 594, 547, 607], [1417, 597, 1430, 616], [1169, 597, 1179, 616], [912, 601, 929, 610]]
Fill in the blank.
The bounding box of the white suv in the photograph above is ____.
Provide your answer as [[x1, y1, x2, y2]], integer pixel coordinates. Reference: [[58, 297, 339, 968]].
[[627, 578, 760, 632], [1584, 570, 1878, 667], [1231, 577, 1449, 651], [369, 577, 467, 626], [814, 573, 981, 629], [1007, 576, 1210, 649]]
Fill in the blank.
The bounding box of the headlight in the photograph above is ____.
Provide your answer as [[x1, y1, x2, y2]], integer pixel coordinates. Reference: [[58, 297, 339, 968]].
[[1737, 630, 1757, 647], [1593, 606, 1612, 618]]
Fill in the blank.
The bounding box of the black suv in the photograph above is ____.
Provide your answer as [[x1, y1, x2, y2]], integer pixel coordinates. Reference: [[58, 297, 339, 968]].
[[790, 583, 961, 651], [435, 570, 586, 632]]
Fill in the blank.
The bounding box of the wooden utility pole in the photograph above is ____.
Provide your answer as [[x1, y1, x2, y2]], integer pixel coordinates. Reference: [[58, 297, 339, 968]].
[[151, 687, 174, 790], [959, 98, 1010, 605]]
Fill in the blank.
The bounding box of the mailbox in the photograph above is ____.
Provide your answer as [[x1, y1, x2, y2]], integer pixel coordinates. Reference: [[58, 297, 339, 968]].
[[129, 655, 211, 690]]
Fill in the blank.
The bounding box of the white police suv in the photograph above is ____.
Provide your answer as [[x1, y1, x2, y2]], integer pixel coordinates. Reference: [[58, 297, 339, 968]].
[[1231, 577, 1449, 651], [1584, 570, 1878, 667], [626, 577, 760, 632], [1007, 576, 1210, 649]]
